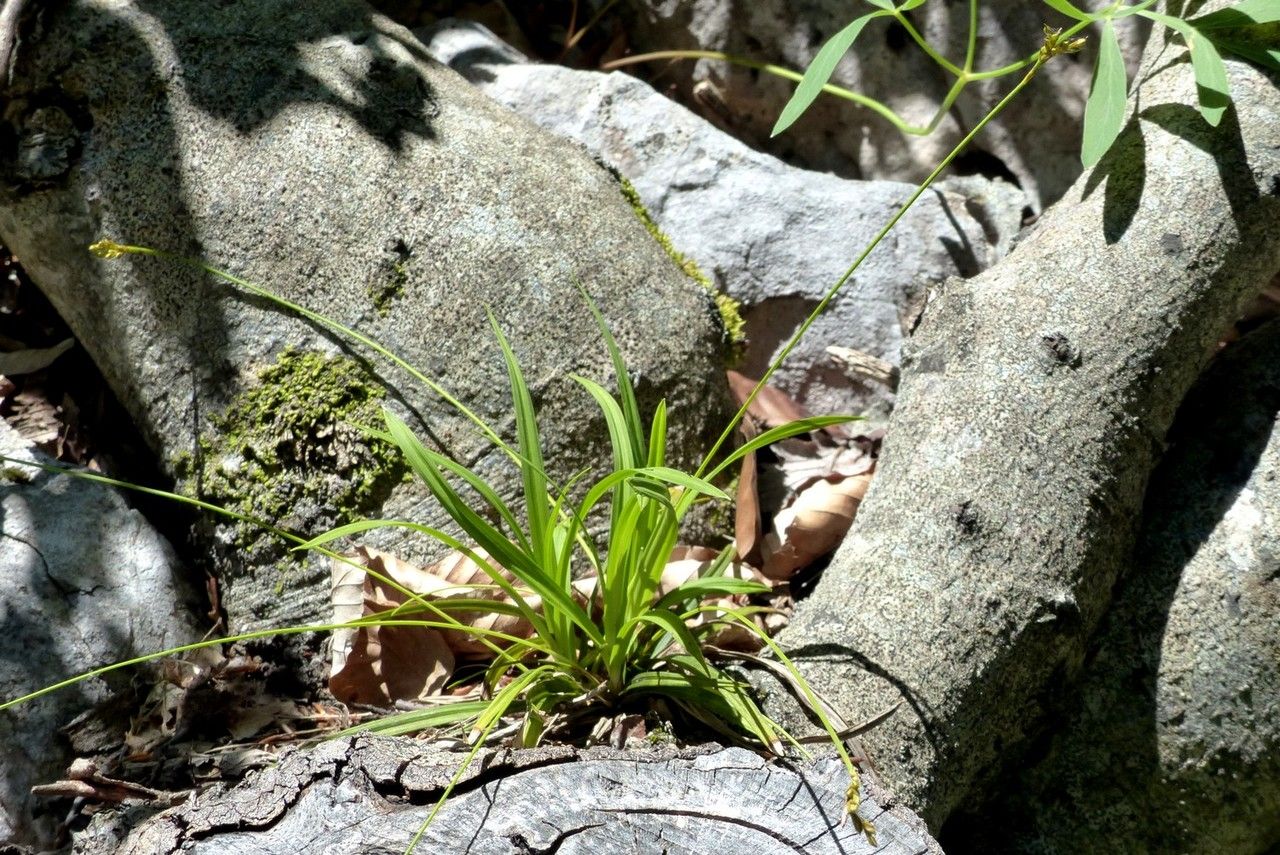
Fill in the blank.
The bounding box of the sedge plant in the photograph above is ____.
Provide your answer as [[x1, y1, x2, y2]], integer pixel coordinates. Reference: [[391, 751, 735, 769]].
[[0, 15, 1209, 851]]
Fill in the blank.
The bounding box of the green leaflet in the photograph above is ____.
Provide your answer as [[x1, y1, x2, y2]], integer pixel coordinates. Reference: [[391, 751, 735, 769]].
[[771, 11, 891, 137], [1142, 11, 1232, 127], [1190, 0, 1280, 28], [1081, 19, 1128, 168], [1042, 0, 1092, 22]]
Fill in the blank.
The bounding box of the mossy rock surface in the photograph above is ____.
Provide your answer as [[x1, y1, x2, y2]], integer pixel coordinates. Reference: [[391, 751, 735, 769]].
[[177, 349, 403, 570], [0, 0, 734, 632]]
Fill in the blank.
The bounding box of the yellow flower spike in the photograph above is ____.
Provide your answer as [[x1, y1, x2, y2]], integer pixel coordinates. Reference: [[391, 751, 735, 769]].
[[88, 239, 156, 260], [1039, 25, 1088, 61], [88, 239, 126, 259], [845, 769, 877, 846]]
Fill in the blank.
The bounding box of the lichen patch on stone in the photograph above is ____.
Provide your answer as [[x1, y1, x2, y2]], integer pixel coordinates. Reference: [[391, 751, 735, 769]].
[[176, 348, 404, 565]]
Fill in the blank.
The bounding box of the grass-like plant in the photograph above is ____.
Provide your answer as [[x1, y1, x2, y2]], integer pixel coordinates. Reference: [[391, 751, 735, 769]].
[[3, 241, 874, 845]]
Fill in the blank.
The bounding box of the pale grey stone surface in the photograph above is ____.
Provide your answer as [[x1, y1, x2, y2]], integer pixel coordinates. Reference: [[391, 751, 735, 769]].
[[0, 422, 200, 848], [420, 19, 1022, 423]]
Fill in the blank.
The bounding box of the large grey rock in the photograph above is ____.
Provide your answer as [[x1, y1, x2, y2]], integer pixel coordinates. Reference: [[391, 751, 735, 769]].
[[946, 319, 1280, 853], [419, 20, 1021, 422], [619, 0, 1151, 210], [75, 736, 943, 855], [0, 421, 201, 848], [777, 12, 1280, 831], [0, 1, 733, 635]]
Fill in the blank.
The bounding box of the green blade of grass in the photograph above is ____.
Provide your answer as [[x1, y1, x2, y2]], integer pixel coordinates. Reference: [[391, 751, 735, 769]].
[[486, 310, 551, 565], [581, 288, 646, 465], [1081, 18, 1129, 168], [1, 619, 502, 712], [383, 412, 603, 649], [703, 415, 860, 482], [88, 243, 548, 480], [0, 454, 473, 641], [571, 375, 639, 473], [577, 466, 726, 519], [651, 577, 771, 612], [336, 700, 490, 737], [623, 661, 782, 752], [411, 439, 533, 555], [646, 399, 668, 468], [771, 11, 891, 137]]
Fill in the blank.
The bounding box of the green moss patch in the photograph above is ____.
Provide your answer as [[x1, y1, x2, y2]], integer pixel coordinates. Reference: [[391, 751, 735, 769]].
[[369, 260, 407, 317], [178, 348, 403, 563], [618, 176, 746, 354]]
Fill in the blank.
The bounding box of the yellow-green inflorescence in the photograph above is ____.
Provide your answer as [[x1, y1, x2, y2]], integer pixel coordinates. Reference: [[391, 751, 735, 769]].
[[175, 348, 404, 561], [617, 176, 746, 357]]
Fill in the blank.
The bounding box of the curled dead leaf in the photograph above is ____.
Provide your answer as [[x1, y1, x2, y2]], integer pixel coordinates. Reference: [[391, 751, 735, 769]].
[[761, 470, 874, 581], [328, 547, 459, 707], [734, 419, 763, 566], [328, 622, 453, 708]]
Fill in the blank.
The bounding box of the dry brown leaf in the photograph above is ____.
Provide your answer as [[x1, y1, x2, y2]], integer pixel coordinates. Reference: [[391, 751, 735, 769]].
[[733, 419, 763, 565], [328, 622, 454, 708], [761, 471, 874, 581], [772, 437, 876, 496], [725, 369, 809, 428], [7, 387, 60, 445], [328, 547, 459, 706]]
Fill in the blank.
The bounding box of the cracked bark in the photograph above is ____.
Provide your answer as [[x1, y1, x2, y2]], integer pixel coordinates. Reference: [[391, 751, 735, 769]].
[[74, 737, 942, 855]]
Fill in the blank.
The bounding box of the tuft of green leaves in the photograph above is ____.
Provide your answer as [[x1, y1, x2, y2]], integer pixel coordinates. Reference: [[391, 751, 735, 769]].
[[291, 290, 846, 755], [40, 240, 871, 849]]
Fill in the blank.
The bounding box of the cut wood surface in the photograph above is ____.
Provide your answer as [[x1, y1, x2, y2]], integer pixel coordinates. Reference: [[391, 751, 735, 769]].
[[76, 736, 942, 855]]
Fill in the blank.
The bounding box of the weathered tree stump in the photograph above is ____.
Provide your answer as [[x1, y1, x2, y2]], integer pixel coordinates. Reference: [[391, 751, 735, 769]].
[[75, 737, 941, 855]]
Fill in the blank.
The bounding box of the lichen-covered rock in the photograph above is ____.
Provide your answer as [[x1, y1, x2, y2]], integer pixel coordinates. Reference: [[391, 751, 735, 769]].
[[419, 19, 1018, 422], [0, 0, 733, 634], [617, 0, 1150, 210], [945, 319, 1280, 853], [0, 422, 201, 848], [776, 15, 1280, 831]]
